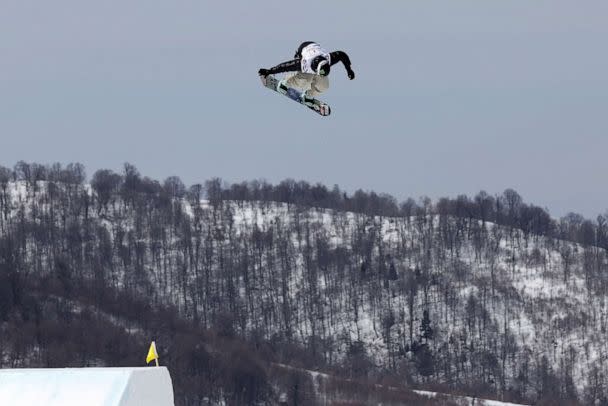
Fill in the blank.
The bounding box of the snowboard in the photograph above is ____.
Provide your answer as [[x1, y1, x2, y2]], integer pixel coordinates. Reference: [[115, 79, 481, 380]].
[[260, 75, 331, 117]]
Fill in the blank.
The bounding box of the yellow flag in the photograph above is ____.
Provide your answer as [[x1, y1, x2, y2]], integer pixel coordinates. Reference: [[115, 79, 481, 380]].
[[146, 341, 159, 365]]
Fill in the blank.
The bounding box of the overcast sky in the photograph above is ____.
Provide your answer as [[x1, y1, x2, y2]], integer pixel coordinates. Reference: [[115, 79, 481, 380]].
[[1, 0, 607, 218]]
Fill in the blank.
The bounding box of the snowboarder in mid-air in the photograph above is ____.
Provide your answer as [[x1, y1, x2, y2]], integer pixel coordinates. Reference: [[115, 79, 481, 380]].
[[258, 41, 355, 116]]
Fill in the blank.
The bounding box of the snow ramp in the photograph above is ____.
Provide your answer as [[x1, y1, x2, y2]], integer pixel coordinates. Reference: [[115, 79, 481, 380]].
[[0, 367, 174, 406]]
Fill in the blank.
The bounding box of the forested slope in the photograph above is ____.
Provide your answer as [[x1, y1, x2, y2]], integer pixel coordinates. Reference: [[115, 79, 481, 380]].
[[1, 162, 606, 405]]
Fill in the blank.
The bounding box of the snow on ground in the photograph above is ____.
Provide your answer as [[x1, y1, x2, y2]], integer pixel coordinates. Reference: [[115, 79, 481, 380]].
[[275, 363, 530, 406], [414, 390, 529, 406]]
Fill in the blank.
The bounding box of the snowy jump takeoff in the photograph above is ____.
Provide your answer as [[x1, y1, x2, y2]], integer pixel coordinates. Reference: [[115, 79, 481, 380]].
[[258, 41, 355, 116]]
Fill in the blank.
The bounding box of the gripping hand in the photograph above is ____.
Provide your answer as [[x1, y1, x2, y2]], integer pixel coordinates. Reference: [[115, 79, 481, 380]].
[[347, 69, 355, 80], [258, 68, 271, 77]]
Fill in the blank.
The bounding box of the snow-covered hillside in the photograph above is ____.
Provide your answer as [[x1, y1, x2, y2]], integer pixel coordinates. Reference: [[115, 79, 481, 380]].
[[1, 179, 606, 404]]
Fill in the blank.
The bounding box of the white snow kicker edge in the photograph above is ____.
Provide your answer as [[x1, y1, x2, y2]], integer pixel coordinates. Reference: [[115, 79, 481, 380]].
[[0, 367, 175, 406]]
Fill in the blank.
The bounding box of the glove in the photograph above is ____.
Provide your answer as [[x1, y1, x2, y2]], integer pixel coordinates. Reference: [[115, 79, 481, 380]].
[[258, 68, 270, 77], [347, 69, 355, 80]]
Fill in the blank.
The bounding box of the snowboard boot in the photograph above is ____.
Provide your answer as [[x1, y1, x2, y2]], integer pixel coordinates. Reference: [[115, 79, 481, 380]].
[[300, 91, 316, 108], [277, 79, 289, 95]]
